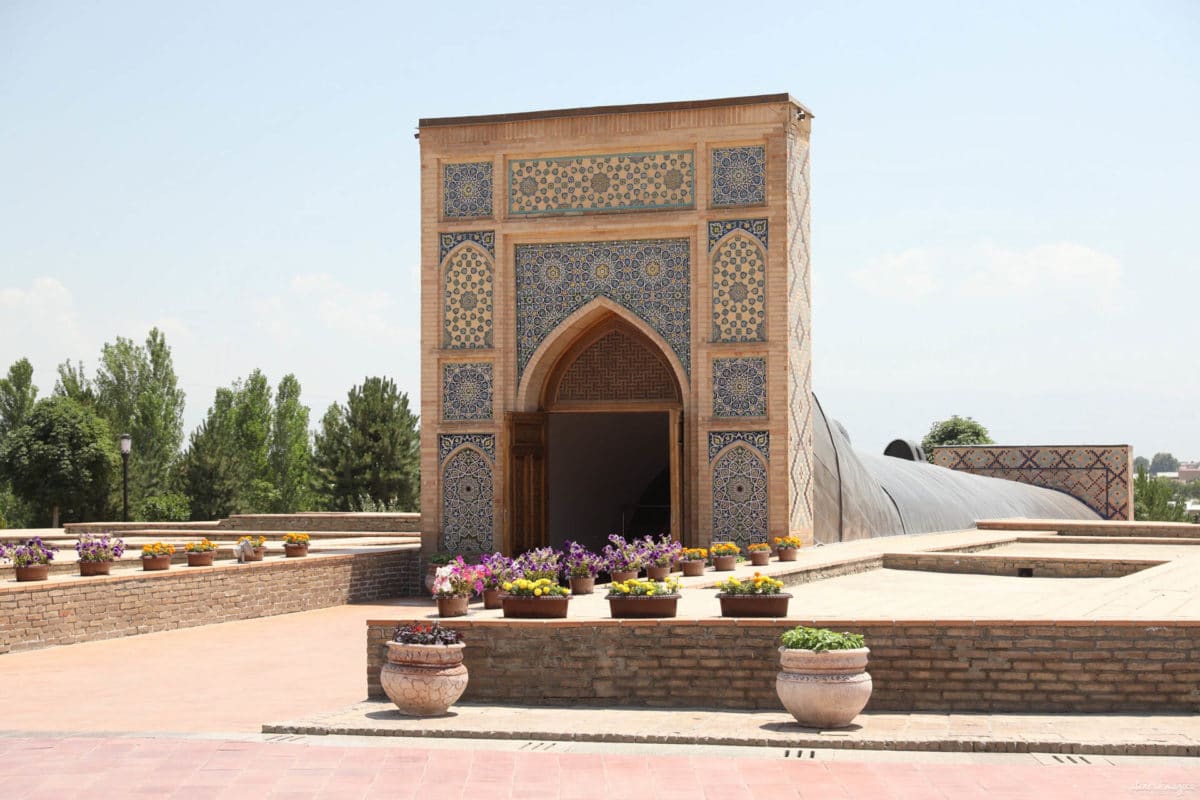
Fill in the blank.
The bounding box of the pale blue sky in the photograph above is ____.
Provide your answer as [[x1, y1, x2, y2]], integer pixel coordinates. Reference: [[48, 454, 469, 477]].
[[2, 1, 1198, 458]]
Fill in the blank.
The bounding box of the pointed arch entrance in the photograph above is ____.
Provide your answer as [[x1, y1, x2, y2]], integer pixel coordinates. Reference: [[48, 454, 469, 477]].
[[508, 311, 685, 554]]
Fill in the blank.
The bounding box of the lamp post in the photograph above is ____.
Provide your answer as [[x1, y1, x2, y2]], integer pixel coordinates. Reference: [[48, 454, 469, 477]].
[[120, 434, 132, 522]]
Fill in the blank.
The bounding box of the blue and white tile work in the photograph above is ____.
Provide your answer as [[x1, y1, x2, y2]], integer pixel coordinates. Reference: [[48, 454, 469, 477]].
[[442, 161, 493, 219], [514, 238, 691, 379], [711, 444, 769, 549], [707, 430, 769, 462], [710, 146, 766, 207], [710, 221, 768, 343], [712, 357, 767, 417], [441, 362, 493, 421], [509, 150, 695, 215], [439, 230, 495, 261], [443, 240, 494, 349], [440, 446, 494, 552], [438, 433, 496, 463]]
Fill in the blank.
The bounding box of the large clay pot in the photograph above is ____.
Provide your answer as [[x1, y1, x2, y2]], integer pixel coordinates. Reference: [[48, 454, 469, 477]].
[[501, 594, 570, 619], [777, 548, 798, 562], [681, 560, 706, 577], [750, 551, 771, 566], [284, 543, 309, 558], [142, 555, 171, 572], [424, 565, 439, 594], [713, 555, 737, 572], [776, 647, 872, 728], [381, 641, 468, 716], [187, 551, 216, 567], [436, 596, 469, 617], [14, 564, 50, 582], [717, 593, 791, 618], [569, 576, 595, 595], [645, 565, 670, 581], [607, 594, 679, 619], [482, 588, 503, 609], [78, 560, 112, 577], [609, 570, 638, 584], [244, 547, 265, 562]]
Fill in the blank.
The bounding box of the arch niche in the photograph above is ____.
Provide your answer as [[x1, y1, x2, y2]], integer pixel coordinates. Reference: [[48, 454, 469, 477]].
[[508, 303, 686, 554]]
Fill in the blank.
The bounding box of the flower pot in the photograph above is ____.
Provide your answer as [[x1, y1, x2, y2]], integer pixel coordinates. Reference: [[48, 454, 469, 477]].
[[436, 596, 469, 618], [646, 565, 670, 581], [424, 564, 439, 593], [244, 547, 265, 562], [569, 576, 595, 595], [482, 588, 503, 609], [713, 555, 736, 571], [607, 594, 680, 619], [187, 551, 216, 567], [609, 570, 638, 584], [14, 564, 50, 582], [777, 548, 798, 562], [501, 594, 570, 619], [680, 559, 706, 577], [78, 560, 112, 577], [381, 641, 468, 716], [776, 647, 872, 728], [750, 551, 771, 566], [284, 543, 309, 558], [717, 593, 792, 618], [142, 555, 171, 571]]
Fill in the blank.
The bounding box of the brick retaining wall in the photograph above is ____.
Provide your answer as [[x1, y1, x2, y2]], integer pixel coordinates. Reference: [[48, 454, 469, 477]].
[[218, 513, 421, 533], [881, 552, 1163, 578], [0, 548, 423, 655], [365, 618, 1200, 713]]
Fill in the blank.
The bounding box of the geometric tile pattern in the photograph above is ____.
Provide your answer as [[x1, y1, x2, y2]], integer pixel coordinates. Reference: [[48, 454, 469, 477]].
[[442, 161, 493, 219], [711, 444, 769, 550], [440, 446, 494, 552], [556, 329, 678, 403], [711, 145, 766, 207], [441, 362, 494, 421], [707, 218, 768, 251], [708, 430, 769, 462], [786, 132, 814, 534], [509, 150, 694, 216], [932, 445, 1133, 520], [514, 238, 691, 379], [711, 228, 767, 342], [442, 243, 494, 349], [440, 230, 495, 261], [438, 433, 496, 463], [712, 357, 767, 417]]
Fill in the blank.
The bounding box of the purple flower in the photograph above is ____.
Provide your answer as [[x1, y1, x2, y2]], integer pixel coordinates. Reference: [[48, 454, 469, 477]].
[[562, 541, 604, 578], [603, 534, 646, 573]]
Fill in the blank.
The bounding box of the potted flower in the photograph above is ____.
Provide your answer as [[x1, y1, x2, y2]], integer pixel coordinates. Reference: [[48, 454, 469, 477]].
[[141, 542, 175, 571], [238, 535, 266, 562], [2, 537, 58, 582], [602, 534, 645, 583], [282, 532, 310, 558], [711, 542, 740, 571], [774, 536, 803, 562], [425, 552, 454, 593], [606, 576, 682, 618], [680, 547, 708, 577], [500, 577, 571, 618], [714, 572, 791, 617], [381, 622, 468, 716], [642, 534, 682, 580], [186, 538, 219, 567], [478, 552, 513, 609], [75, 533, 124, 576], [562, 540, 603, 594], [431, 556, 481, 617], [748, 542, 772, 566], [777, 626, 872, 728], [513, 546, 561, 583]]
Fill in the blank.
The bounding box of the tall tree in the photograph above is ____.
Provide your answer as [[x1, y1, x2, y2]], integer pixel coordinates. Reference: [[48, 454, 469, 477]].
[[1134, 467, 1188, 522], [314, 376, 419, 511], [921, 415, 994, 462], [54, 360, 96, 406], [0, 358, 38, 438], [1149, 452, 1180, 474], [1133, 455, 1150, 473], [268, 374, 314, 512]]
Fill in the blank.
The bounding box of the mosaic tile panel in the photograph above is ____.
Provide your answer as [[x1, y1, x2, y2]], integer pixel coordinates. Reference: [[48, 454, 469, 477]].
[[711, 146, 766, 207], [708, 219, 768, 250], [708, 431, 769, 462], [786, 132, 814, 534], [442, 161, 493, 219], [440, 230, 495, 261], [711, 444, 769, 549], [933, 445, 1133, 520], [441, 446, 494, 552], [514, 238, 691, 379], [509, 150, 694, 215], [712, 357, 767, 417], [443, 243, 494, 349], [556, 329, 677, 403], [442, 362, 493, 421], [711, 228, 767, 343], [438, 433, 496, 463]]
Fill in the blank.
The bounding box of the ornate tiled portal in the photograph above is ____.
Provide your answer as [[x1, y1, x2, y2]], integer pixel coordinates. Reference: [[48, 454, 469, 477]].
[[710, 443, 769, 549], [509, 150, 695, 215], [710, 220, 768, 342], [439, 436, 495, 552]]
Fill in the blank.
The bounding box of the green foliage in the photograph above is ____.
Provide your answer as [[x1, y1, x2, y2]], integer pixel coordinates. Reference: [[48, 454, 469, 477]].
[[0, 397, 118, 526], [1133, 456, 1150, 473], [1149, 452, 1179, 474], [54, 360, 96, 406], [136, 492, 192, 522], [779, 626, 866, 651], [313, 376, 420, 512], [921, 415, 994, 462], [1133, 467, 1188, 522], [0, 358, 38, 438], [267, 374, 314, 512]]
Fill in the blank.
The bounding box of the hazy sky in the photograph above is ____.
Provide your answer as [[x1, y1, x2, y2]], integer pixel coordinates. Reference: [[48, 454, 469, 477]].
[[2, 1, 1197, 459]]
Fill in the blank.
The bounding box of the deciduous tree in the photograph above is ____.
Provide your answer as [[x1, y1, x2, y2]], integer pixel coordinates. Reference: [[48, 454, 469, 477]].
[[921, 415, 994, 462]]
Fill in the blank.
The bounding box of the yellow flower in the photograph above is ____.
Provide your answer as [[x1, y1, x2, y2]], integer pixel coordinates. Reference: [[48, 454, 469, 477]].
[[534, 588, 542, 597]]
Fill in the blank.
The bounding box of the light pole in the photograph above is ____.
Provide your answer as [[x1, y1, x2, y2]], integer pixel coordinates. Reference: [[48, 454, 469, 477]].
[[120, 434, 132, 522]]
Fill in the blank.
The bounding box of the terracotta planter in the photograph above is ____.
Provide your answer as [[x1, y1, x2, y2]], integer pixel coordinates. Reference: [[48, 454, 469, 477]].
[[646, 565, 670, 581], [436, 596, 469, 617], [609, 570, 638, 584], [424, 564, 439, 593], [244, 547, 265, 562], [750, 551, 771, 566], [14, 564, 50, 582], [284, 543, 309, 558], [776, 647, 872, 728], [713, 555, 737, 571], [142, 555, 171, 571], [569, 576, 595, 595], [501, 594, 570, 619], [482, 588, 504, 609], [777, 548, 798, 562], [680, 559, 706, 577], [78, 560, 112, 577], [381, 641, 468, 716], [717, 593, 792, 618], [187, 551, 216, 567], [607, 594, 679, 618]]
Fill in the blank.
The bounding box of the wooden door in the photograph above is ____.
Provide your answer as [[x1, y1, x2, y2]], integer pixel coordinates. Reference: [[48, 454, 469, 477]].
[[669, 409, 684, 545], [508, 411, 547, 554]]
